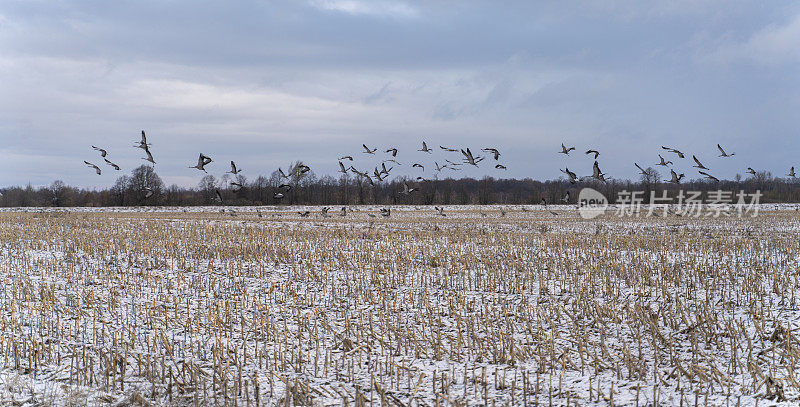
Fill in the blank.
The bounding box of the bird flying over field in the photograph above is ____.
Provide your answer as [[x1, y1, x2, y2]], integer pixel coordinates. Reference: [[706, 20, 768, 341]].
[[190, 154, 212, 172], [585, 149, 600, 159], [104, 158, 120, 170], [717, 144, 735, 157], [698, 171, 719, 182], [399, 183, 417, 195], [339, 155, 353, 161], [669, 169, 684, 184], [338, 161, 348, 174], [657, 154, 673, 166], [692, 156, 708, 170], [92, 146, 107, 157], [385, 148, 398, 157], [135, 130, 151, 149], [495, 164, 507, 170], [561, 167, 577, 184], [746, 167, 756, 175], [419, 141, 432, 153], [634, 163, 647, 175], [412, 163, 424, 171], [227, 161, 242, 174], [440, 146, 458, 152], [662, 146, 685, 159], [591, 161, 607, 182], [482, 148, 500, 160], [142, 146, 156, 164], [788, 167, 796, 178], [461, 148, 482, 166], [362, 144, 377, 154], [559, 143, 575, 155], [84, 161, 101, 175]]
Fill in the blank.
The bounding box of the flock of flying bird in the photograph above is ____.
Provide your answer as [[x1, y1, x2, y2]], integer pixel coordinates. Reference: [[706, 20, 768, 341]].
[[82, 131, 793, 213], [83, 134, 507, 203], [333, 141, 506, 195], [555, 142, 786, 186]]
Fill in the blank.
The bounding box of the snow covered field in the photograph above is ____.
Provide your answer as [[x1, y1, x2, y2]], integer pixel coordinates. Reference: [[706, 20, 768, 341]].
[[0, 206, 799, 406]]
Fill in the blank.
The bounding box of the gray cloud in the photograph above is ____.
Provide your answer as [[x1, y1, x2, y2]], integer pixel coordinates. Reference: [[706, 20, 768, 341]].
[[0, 1, 798, 188]]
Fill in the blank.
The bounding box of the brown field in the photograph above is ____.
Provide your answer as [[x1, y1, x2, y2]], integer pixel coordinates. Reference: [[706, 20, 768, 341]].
[[0, 206, 798, 405]]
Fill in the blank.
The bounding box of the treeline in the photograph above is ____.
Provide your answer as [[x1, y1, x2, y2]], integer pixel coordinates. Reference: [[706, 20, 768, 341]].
[[1, 165, 799, 207]]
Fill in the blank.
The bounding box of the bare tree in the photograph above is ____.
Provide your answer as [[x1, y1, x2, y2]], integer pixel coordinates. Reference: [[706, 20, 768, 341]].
[[130, 165, 164, 204], [640, 167, 661, 203]]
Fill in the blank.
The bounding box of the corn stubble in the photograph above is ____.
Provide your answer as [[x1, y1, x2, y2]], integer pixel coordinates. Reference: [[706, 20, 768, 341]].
[[0, 207, 798, 405]]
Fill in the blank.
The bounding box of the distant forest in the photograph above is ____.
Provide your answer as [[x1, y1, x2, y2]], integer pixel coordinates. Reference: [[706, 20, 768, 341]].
[[2, 164, 799, 207]]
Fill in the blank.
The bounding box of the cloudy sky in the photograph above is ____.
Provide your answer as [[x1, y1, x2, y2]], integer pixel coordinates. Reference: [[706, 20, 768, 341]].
[[1, 1, 798, 188]]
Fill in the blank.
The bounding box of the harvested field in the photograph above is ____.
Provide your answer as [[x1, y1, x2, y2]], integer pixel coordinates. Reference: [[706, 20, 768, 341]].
[[0, 206, 799, 405]]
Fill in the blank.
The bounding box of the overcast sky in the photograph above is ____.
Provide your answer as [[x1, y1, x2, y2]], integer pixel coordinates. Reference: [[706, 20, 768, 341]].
[[1, 0, 798, 188]]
